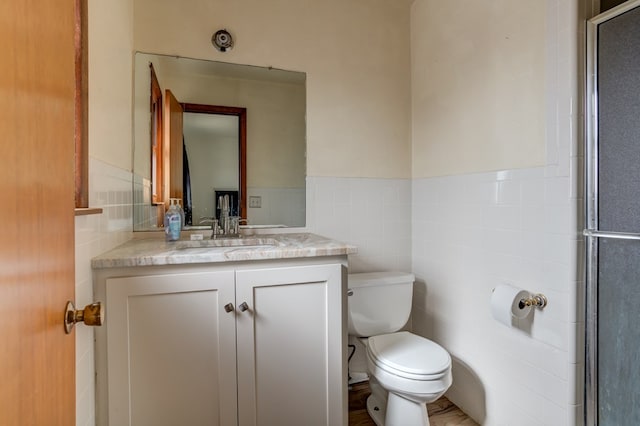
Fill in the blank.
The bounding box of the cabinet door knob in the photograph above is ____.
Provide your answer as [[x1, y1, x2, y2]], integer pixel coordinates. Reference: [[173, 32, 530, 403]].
[[224, 303, 234, 313], [238, 302, 249, 312]]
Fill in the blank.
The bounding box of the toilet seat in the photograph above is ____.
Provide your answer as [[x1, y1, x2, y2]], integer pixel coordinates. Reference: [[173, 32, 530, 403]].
[[367, 331, 451, 381]]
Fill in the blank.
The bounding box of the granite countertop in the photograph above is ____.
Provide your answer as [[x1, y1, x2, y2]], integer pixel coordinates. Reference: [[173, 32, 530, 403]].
[[91, 233, 357, 269]]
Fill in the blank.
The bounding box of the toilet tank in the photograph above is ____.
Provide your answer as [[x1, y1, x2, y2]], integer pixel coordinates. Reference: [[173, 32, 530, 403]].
[[347, 272, 415, 337]]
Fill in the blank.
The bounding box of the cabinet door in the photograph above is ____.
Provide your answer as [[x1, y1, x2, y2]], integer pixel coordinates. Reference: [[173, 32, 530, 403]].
[[235, 264, 347, 426], [105, 271, 237, 426]]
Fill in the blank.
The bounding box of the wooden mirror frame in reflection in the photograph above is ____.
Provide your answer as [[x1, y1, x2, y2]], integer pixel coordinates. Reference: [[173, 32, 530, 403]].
[[178, 103, 247, 225]]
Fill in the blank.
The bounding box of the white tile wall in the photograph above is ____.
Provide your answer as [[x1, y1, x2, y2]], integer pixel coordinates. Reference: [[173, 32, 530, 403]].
[[80, 165, 583, 425], [75, 158, 133, 426], [307, 176, 414, 376], [306, 176, 412, 273], [133, 174, 159, 230], [409, 1, 586, 423], [411, 166, 583, 424]]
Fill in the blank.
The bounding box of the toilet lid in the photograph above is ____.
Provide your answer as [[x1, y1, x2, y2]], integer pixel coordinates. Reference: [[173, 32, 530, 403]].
[[368, 331, 451, 377]]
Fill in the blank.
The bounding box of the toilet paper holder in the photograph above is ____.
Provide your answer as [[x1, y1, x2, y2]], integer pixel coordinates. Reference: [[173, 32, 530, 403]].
[[518, 293, 548, 310]]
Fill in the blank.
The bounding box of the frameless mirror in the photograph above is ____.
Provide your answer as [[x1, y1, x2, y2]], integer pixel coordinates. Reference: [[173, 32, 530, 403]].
[[133, 52, 306, 231]]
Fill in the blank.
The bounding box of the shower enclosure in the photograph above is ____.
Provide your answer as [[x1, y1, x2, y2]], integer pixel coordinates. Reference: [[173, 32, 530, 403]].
[[585, 1, 640, 424]]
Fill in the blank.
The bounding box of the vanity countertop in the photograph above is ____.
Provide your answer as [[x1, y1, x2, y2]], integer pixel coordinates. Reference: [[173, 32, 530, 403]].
[[91, 233, 357, 269]]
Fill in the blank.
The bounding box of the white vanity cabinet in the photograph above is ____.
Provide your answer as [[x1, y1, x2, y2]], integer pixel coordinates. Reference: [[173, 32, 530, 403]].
[[94, 259, 347, 426]]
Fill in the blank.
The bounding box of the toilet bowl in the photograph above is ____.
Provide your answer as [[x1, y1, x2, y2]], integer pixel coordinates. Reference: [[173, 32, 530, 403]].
[[348, 272, 452, 426], [365, 331, 452, 426]]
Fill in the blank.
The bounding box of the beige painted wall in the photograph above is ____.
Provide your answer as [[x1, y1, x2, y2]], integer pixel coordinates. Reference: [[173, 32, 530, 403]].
[[133, 0, 413, 179], [94, 0, 546, 182], [88, 0, 133, 171], [411, 0, 546, 177]]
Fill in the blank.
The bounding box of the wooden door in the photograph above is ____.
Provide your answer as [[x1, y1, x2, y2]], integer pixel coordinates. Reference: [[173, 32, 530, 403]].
[[0, 0, 77, 425], [164, 89, 184, 206]]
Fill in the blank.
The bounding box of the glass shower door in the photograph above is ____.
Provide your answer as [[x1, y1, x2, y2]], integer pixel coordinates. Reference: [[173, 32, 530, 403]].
[[585, 2, 640, 424]]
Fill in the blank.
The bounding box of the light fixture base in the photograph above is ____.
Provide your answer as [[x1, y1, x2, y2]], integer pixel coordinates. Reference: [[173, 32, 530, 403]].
[[212, 29, 234, 52]]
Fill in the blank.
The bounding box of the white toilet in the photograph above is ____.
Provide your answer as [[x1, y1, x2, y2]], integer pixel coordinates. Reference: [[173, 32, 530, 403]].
[[348, 272, 452, 426]]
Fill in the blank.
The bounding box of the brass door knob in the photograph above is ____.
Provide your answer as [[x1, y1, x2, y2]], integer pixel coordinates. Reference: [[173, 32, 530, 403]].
[[64, 301, 104, 334]]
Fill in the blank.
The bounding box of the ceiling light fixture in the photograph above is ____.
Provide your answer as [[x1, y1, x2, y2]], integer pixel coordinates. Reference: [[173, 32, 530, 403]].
[[212, 29, 234, 52]]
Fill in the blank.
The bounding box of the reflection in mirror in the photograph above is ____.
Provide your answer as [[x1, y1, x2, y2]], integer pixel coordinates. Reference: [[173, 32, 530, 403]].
[[133, 52, 306, 231], [181, 103, 246, 226]]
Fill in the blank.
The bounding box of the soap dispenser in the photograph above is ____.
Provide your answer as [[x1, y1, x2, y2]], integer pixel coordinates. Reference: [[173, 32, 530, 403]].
[[176, 198, 185, 230], [164, 198, 182, 241]]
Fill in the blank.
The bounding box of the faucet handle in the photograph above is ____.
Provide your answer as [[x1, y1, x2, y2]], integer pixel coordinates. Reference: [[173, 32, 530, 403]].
[[210, 220, 222, 239], [229, 217, 237, 235], [200, 218, 218, 233]]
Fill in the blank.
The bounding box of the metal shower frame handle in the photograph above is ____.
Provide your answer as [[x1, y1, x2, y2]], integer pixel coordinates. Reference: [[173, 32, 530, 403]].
[[583, 229, 640, 240]]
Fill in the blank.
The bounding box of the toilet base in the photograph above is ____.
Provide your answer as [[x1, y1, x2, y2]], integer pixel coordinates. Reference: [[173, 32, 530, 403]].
[[366, 392, 385, 426], [386, 392, 430, 426], [366, 379, 431, 426]]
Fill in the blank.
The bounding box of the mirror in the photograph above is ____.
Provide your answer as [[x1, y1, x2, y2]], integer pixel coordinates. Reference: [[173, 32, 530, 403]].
[[133, 52, 306, 231]]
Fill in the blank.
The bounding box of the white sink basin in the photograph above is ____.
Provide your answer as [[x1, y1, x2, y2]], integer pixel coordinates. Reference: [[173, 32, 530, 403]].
[[175, 238, 279, 250]]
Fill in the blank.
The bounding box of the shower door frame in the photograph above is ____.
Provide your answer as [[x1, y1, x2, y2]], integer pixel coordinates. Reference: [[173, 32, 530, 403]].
[[584, 1, 640, 424]]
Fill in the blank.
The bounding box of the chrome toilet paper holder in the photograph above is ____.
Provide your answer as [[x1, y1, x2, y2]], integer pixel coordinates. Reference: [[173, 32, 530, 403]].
[[518, 293, 548, 310]]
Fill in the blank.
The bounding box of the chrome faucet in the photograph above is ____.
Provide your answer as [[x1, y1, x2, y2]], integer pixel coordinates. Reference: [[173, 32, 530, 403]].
[[219, 195, 230, 234], [207, 195, 241, 239]]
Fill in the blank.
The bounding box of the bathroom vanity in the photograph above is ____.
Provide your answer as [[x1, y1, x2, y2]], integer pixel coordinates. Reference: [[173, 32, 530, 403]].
[[92, 233, 356, 426]]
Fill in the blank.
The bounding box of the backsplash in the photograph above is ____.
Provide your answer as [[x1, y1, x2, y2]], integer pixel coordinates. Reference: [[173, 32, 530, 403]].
[[75, 158, 133, 426], [306, 176, 412, 273], [133, 174, 159, 230]]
